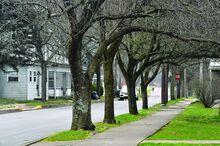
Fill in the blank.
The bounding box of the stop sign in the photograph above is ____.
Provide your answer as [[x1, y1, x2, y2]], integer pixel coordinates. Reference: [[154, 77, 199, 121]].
[[175, 73, 180, 80]]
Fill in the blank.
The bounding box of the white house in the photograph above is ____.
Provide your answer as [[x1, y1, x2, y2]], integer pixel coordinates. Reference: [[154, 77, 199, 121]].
[[210, 61, 220, 79], [0, 64, 72, 100]]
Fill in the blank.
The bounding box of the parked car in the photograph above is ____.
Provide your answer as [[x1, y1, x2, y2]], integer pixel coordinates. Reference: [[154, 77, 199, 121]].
[[91, 91, 100, 100], [119, 85, 128, 100], [119, 85, 138, 100]]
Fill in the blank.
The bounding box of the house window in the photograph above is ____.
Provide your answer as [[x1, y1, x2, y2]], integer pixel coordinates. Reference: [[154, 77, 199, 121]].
[[29, 71, 32, 82], [8, 72, 19, 82], [34, 71, 37, 82], [49, 71, 54, 88]]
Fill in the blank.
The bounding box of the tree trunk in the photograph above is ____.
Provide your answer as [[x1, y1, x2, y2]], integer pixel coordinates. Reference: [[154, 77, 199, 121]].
[[96, 67, 101, 96], [177, 80, 181, 99], [161, 64, 168, 105], [69, 36, 94, 130], [184, 68, 188, 97], [103, 58, 116, 124], [127, 79, 138, 115], [170, 66, 176, 100], [141, 74, 148, 109], [41, 61, 47, 102]]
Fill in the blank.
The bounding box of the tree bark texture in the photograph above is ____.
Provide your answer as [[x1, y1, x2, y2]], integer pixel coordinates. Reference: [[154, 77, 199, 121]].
[[96, 67, 101, 96], [141, 74, 148, 109], [103, 57, 116, 124], [69, 36, 94, 130], [103, 40, 121, 124], [127, 80, 138, 115], [41, 61, 47, 102], [161, 64, 168, 105], [170, 66, 176, 100]]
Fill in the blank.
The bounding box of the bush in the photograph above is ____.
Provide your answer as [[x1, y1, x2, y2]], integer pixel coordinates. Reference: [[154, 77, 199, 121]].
[[194, 77, 220, 108]]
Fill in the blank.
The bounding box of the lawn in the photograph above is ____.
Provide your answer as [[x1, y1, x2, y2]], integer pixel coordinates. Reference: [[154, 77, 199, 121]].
[[43, 98, 185, 142], [140, 143, 220, 146], [0, 98, 72, 107], [22, 98, 72, 107], [148, 102, 220, 140], [0, 98, 18, 106]]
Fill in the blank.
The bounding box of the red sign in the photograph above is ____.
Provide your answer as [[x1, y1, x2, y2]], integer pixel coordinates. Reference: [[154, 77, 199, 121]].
[[175, 73, 180, 81]]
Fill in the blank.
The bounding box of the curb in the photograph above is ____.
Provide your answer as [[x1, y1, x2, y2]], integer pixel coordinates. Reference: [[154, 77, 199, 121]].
[[41, 104, 71, 109], [23, 137, 47, 146], [0, 101, 103, 115], [0, 108, 21, 115], [0, 105, 71, 115]]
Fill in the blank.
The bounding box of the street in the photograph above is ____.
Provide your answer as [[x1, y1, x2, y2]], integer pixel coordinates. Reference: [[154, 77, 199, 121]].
[[0, 88, 161, 146]]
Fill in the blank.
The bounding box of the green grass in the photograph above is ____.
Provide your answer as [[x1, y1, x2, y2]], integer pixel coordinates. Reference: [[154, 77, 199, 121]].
[[22, 98, 72, 107], [0, 98, 18, 106], [43, 98, 185, 142], [43, 130, 91, 141], [140, 143, 220, 146], [0, 98, 72, 108], [148, 102, 220, 140]]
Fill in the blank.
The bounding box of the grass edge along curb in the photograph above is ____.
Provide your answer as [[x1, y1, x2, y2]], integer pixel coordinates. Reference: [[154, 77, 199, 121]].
[[43, 98, 186, 142]]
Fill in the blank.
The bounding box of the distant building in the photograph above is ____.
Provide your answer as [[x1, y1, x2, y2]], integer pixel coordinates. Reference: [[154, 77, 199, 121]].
[[209, 61, 220, 100], [210, 61, 220, 78], [0, 64, 72, 100]]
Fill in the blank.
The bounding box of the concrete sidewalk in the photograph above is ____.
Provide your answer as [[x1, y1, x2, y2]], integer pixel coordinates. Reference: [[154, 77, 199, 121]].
[[30, 99, 193, 146]]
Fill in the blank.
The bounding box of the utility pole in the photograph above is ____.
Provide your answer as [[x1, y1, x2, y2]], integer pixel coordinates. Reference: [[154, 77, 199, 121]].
[[200, 62, 204, 85], [184, 68, 188, 97]]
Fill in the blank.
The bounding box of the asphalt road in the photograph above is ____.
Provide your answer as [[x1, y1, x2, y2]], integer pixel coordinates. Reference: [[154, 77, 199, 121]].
[[0, 88, 161, 146]]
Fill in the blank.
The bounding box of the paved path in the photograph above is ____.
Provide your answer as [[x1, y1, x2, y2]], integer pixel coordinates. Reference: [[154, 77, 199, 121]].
[[31, 99, 193, 146], [142, 140, 220, 144]]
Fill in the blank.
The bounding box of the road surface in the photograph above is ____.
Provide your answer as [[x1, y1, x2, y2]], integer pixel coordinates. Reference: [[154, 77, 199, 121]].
[[0, 88, 161, 146]]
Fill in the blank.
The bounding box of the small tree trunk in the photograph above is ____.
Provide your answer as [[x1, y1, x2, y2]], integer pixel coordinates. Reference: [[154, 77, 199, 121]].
[[103, 58, 116, 124], [41, 61, 47, 102], [141, 74, 148, 109], [141, 84, 148, 109], [177, 80, 181, 99], [161, 64, 168, 105], [127, 80, 138, 115], [170, 66, 176, 100]]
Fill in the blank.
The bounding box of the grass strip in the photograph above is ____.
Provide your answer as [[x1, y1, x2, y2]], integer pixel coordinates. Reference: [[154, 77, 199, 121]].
[[148, 102, 220, 140], [43, 98, 185, 142], [0, 98, 72, 107]]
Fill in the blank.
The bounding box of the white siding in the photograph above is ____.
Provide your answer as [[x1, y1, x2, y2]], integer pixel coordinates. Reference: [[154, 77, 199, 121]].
[[0, 67, 28, 100]]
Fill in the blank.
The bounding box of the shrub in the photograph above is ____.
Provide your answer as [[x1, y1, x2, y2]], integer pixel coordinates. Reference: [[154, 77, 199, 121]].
[[194, 76, 220, 108]]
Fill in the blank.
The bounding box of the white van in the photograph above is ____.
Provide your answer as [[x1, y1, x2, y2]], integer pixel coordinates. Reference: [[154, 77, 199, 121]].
[[119, 85, 128, 100], [119, 85, 138, 100]]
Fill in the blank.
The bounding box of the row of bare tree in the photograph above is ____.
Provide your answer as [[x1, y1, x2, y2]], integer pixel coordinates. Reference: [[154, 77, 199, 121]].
[[1, 0, 220, 131]]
